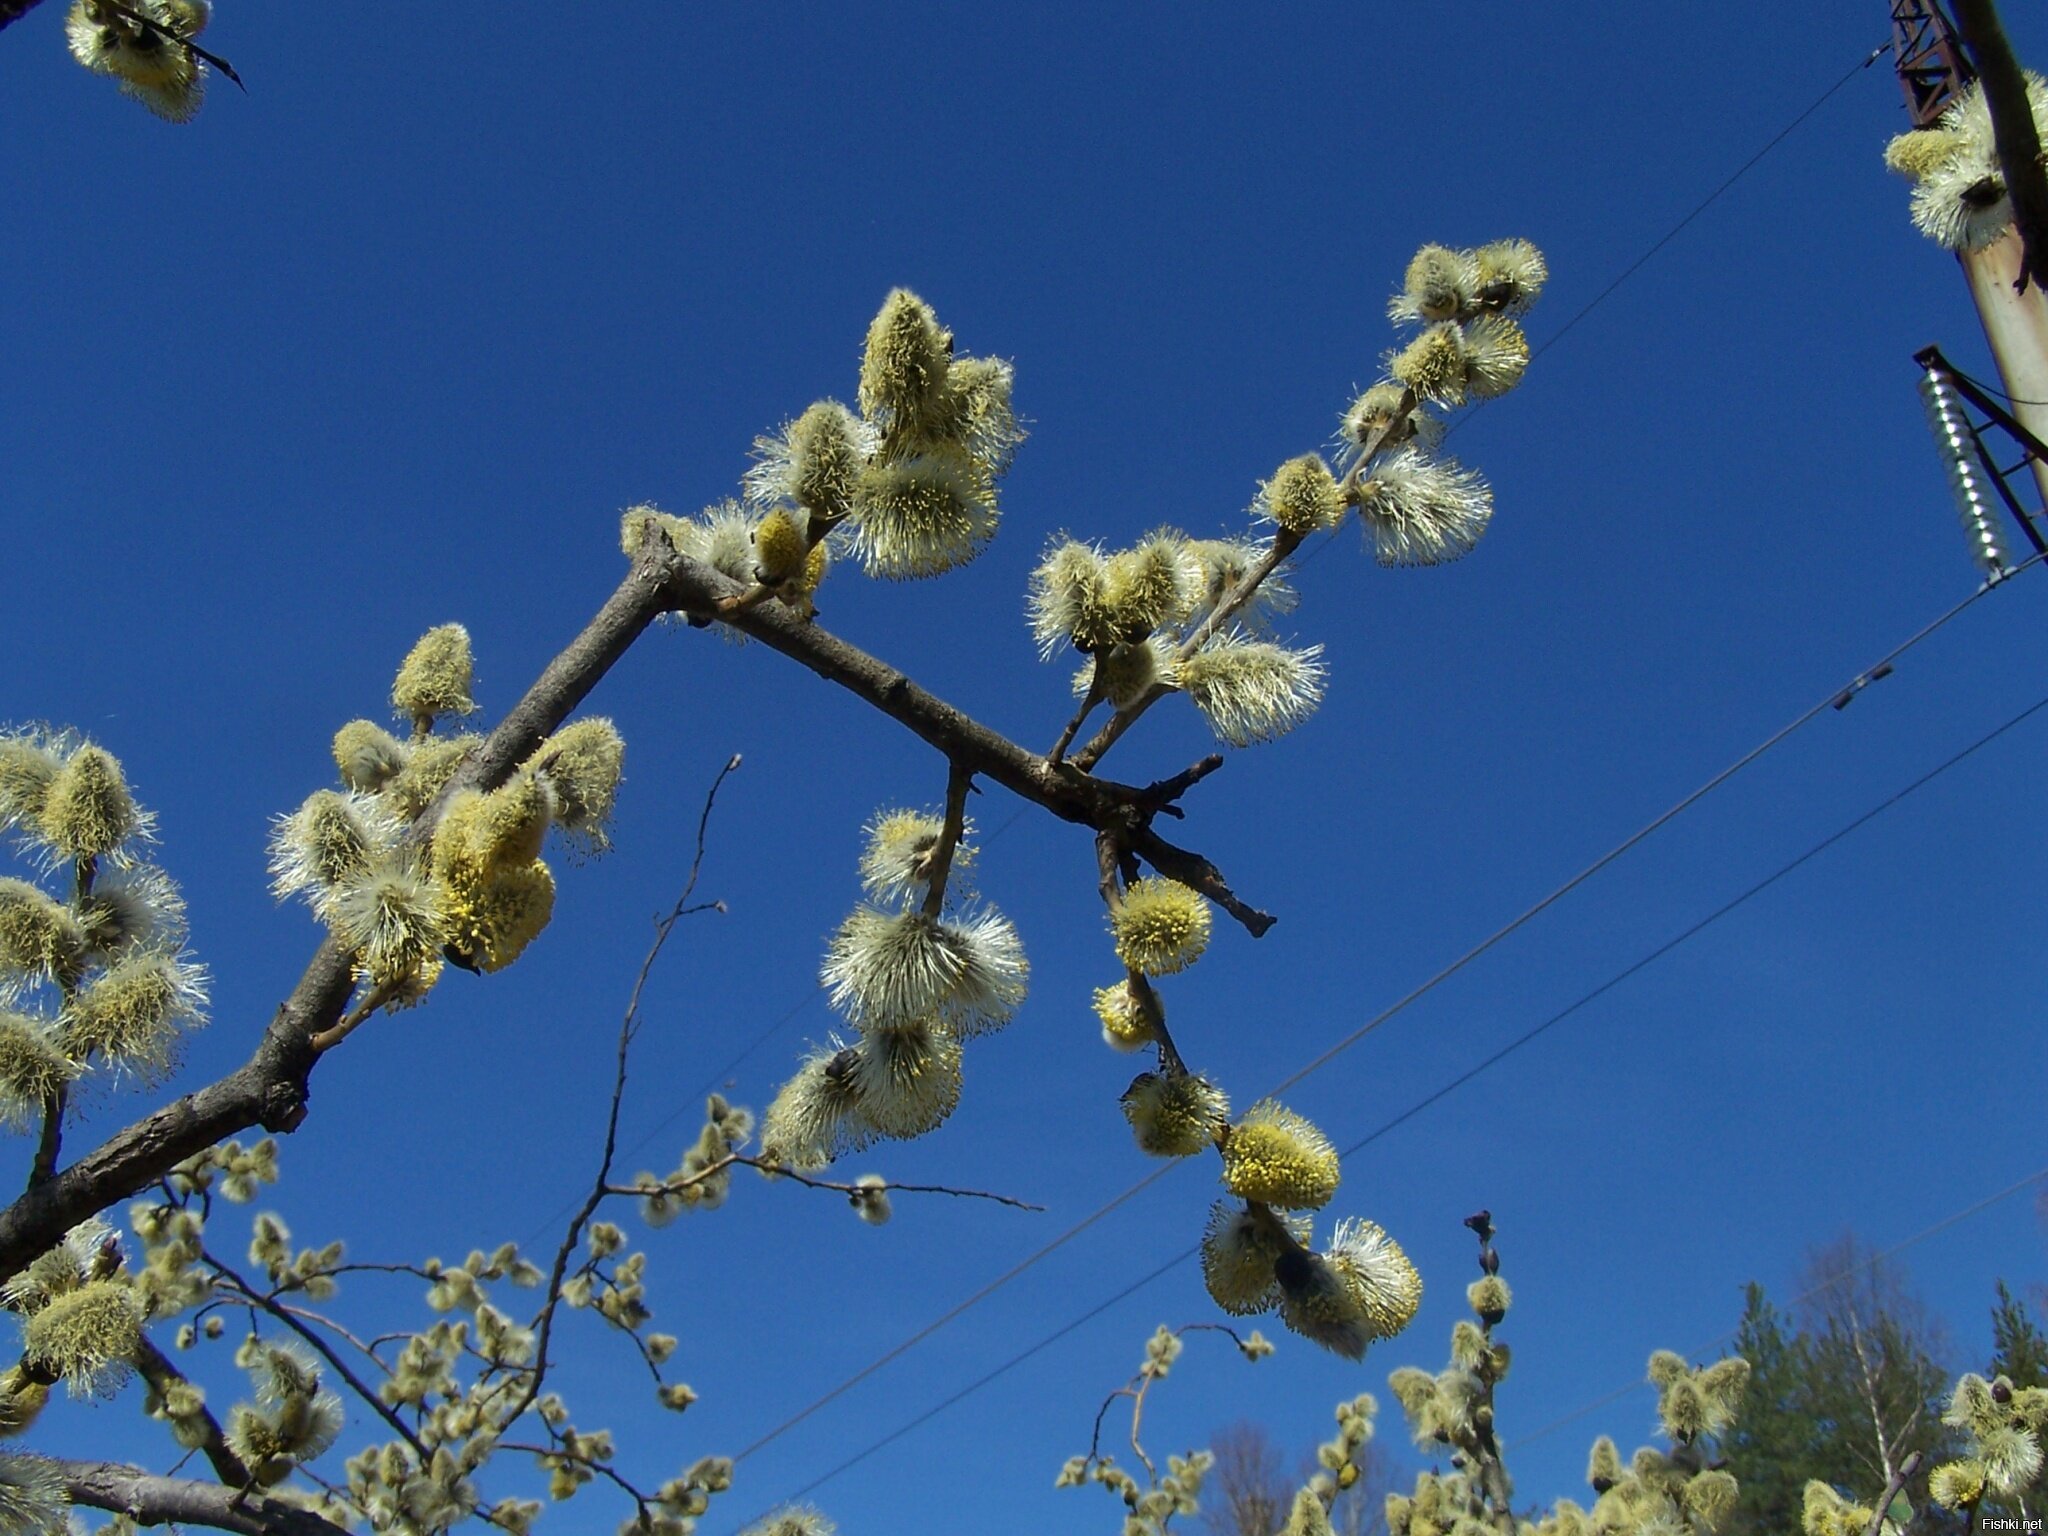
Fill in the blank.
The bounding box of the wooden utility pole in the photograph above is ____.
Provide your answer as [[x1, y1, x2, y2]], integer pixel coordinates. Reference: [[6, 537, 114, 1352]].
[[1891, 0, 2048, 509]]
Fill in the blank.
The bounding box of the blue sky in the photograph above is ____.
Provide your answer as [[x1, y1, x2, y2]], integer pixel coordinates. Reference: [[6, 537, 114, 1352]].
[[5, 4, 2048, 1532]]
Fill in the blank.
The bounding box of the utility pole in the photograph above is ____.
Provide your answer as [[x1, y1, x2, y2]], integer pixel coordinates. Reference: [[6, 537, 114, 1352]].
[[1891, 0, 2048, 509]]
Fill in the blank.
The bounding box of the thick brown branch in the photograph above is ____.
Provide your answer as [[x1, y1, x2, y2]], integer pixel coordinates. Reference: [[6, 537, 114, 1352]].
[[0, 535, 687, 1284], [1951, 0, 2048, 294], [54, 1458, 349, 1536]]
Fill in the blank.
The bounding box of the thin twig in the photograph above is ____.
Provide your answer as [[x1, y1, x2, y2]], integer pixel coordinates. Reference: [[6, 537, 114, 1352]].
[[98, 0, 245, 89], [1865, 1450, 1924, 1536], [1048, 664, 1106, 767], [608, 1152, 1043, 1213], [499, 754, 739, 1427], [203, 1248, 430, 1465], [920, 763, 974, 919]]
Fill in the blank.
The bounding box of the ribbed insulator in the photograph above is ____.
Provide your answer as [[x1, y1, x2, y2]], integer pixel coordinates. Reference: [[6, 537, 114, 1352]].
[[1919, 368, 2011, 578]]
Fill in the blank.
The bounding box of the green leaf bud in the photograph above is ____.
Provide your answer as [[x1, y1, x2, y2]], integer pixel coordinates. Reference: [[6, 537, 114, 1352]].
[[1120, 1071, 1229, 1157], [1109, 878, 1211, 977], [1261, 454, 1344, 535], [40, 745, 136, 862], [333, 720, 409, 794], [1222, 1100, 1340, 1210], [392, 624, 478, 732]]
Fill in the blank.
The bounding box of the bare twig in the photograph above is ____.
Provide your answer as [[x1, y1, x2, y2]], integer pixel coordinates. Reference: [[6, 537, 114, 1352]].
[[919, 763, 974, 920], [499, 753, 739, 1427], [1048, 662, 1106, 767], [609, 1153, 1043, 1213]]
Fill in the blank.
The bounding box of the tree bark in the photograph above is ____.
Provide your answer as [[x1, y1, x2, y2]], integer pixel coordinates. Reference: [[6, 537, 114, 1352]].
[[55, 1458, 351, 1536]]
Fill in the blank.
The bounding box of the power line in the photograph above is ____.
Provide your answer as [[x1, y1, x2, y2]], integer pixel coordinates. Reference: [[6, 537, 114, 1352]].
[[725, 559, 2039, 1476], [737, 683, 2048, 1523], [1508, 1161, 2048, 1454], [582, 37, 1902, 1248], [1534, 41, 1891, 363]]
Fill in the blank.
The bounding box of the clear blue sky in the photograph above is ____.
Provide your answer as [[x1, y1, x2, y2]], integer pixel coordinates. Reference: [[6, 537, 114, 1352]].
[[5, 5, 2048, 1532]]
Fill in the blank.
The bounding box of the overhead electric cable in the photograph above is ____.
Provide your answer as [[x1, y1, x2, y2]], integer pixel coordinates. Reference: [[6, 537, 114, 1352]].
[[736, 683, 2048, 1522], [726, 559, 2039, 1473]]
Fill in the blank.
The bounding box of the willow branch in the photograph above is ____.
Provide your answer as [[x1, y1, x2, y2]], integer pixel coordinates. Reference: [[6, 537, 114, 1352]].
[[1865, 1451, 1924, 1536], [0, 533, 688, 1285], [131, 1334, 250, 1486], [53, 1459, 349, 1536], [610, 1153, 1042, 1212], [919, 763, 974, 919], [500, 753, 737, 1428]]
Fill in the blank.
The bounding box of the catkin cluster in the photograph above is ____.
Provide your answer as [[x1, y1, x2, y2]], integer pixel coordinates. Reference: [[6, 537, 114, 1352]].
[[272, 625, 625, 1005], [0, 728, 207, 1110], [1884, 74, 2048, 251], [63, 0, 212, 120], [761, 803, 1028, 1170], [626, 287, 1024, 616]]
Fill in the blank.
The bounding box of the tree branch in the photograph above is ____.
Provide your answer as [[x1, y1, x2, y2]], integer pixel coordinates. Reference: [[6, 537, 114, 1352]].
[[131, 1334, 250, 1487], [0, 529, 1272, 1289], [1950, 0, 2048, 295], [0, 534, 688, 1284], [54, 1458, 350, 1536]]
